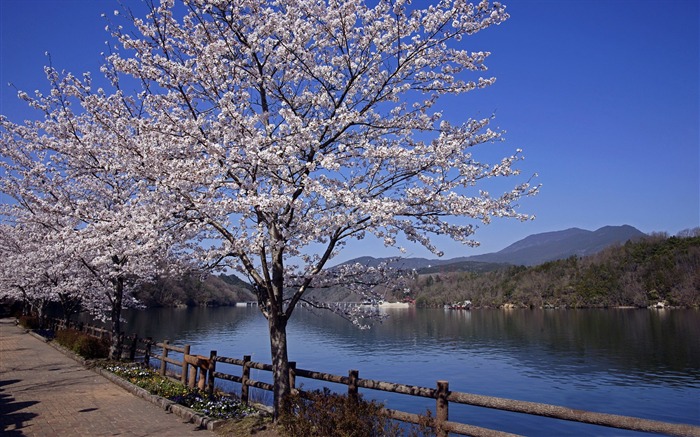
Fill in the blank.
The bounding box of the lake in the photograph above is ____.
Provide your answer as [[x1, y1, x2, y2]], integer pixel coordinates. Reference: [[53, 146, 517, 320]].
[[117, 306, 700, 435]]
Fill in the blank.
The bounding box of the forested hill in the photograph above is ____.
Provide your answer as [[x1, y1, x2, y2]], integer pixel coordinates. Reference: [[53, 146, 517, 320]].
[[134, 232, 698, 309], [406, 234, 700, 309], [134, 273, 255, 307], [464, 224, 646, 266]]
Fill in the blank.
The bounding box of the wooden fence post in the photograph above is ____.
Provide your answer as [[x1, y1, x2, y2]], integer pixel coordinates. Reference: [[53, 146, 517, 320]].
[[436, 380, 449, 437], [241, 355, 251, 404], [144, 337, 152, 367], [188, 360, 198, 389], [348, 369, 359, 403], [197, 358, 207, 391], [207, 350, 217, 397], [289, 361, 296, 392], [159, 340, 169, 376], [182, 344, 191, 385]]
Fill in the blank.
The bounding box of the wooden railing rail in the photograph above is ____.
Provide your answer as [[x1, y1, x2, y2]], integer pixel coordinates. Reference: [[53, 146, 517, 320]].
[[445, 390, 700, 437], [354, 376, 436, 398], [157, 342, 188, 354], [294, 367, 351, 385]]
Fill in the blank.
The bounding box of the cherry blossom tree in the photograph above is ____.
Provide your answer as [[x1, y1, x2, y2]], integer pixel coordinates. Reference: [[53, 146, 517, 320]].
[[0, 139, 89, 325], [0, 216, 92, 325], [95, 0, 539, 415], [0, 221, 52, 321], [0, 68, 185, 358], [2, 0, 539, 415]]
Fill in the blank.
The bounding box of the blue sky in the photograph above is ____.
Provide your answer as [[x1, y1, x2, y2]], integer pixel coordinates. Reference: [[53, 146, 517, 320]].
[[1, 0, 698, 263]]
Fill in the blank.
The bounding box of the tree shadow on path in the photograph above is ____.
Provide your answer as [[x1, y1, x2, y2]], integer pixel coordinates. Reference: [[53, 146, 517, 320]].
[[0, 379, 39, 436]]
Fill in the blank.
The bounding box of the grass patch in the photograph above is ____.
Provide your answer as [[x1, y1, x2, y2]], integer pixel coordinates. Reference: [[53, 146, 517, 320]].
[[213, 415, 279, 436]]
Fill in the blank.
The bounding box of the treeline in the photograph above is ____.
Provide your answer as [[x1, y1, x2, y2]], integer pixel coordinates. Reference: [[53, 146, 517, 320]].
[[134, 273, 255, 307], [407, 234, 700, 309]]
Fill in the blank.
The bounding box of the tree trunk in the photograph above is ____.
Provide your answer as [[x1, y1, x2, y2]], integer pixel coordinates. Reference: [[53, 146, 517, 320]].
[[35, 299, 48, 329], [109, 276, 124, 360], [59, 293, 80, 326], [268, 313, 290, 420]]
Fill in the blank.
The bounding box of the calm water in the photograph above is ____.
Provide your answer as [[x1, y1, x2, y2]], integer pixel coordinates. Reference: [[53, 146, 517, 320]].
[[117, 307, 700, 435]]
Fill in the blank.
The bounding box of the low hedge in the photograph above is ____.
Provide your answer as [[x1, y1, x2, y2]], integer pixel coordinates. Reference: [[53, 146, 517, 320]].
[[55, 329, 110, 359], [18, 315, 41, 330]]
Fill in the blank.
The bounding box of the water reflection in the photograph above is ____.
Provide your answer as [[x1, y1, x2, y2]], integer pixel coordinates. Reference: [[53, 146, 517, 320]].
[[286, 308, 699, 383], [118, 307, 700, 384]]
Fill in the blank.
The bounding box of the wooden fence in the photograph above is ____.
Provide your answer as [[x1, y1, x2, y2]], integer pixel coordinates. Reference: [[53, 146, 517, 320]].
[[47, 318, 700, 437], [46, 318, 152, 363]]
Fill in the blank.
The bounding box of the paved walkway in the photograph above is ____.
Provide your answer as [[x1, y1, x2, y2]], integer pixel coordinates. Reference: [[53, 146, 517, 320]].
[[0, 318, 214, 436]]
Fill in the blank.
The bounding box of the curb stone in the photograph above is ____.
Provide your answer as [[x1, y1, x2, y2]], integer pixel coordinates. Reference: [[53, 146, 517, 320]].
[[28, 327, 226, 432], [27, 329, 50, 342]]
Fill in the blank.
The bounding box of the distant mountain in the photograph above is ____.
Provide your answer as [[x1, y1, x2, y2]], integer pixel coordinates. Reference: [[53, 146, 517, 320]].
[[341, 225, 647, 272], [466, 225, 646, 266]]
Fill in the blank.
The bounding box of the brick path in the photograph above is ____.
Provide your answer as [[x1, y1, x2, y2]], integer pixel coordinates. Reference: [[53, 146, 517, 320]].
[[0, 318, 214, 436]]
